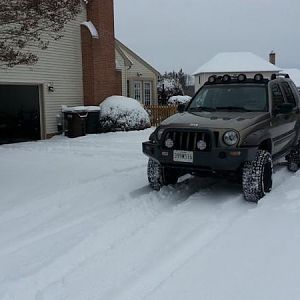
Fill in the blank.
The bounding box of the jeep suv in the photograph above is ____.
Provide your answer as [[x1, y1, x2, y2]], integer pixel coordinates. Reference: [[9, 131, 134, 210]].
[[142, 73, 300, 202]]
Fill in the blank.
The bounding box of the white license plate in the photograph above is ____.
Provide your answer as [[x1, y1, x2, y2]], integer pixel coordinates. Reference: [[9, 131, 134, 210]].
[[173, 150, 193, 163]]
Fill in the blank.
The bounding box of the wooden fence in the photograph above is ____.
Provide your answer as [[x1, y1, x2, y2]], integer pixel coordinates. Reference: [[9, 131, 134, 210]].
[[145, 105, 177, 127]]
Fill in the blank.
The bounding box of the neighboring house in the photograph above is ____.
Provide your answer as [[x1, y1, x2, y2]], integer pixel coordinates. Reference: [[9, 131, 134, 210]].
[[0, 0, 122, 143], [115, 39, 160, 105], [283, 69, 300, 91], [193, 52, 281, 91], [183, 74, 195, 97]]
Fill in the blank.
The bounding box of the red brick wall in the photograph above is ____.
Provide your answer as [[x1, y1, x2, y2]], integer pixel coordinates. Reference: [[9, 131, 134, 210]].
[[81, 0, 122, 106]]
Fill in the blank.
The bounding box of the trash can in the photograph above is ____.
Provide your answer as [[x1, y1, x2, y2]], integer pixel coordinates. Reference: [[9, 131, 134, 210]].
[[86, 108, 100, 134], [64, 110, 88, 138]]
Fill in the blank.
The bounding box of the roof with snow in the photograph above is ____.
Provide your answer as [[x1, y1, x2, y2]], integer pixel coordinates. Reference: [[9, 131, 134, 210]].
[[193, 52, 281, 75], [283, 68, 300, 88]]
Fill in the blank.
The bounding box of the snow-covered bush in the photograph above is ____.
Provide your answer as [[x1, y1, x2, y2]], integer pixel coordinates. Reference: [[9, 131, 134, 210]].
[[168, 95, 192, 106], [99, 96, 151, 132]]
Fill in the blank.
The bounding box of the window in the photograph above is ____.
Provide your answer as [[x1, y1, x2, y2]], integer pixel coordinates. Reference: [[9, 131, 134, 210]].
[[271, 83, 285, 110], [188, 85, 268, 112], [134, 81, 142, 102], [143, 82, 152, 105], [281, 82, 296, 107]]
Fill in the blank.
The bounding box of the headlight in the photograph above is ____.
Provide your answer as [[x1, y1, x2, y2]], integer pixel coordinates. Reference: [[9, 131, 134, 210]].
[[157, 128, 165, 140], [223, 131, 239, 146]]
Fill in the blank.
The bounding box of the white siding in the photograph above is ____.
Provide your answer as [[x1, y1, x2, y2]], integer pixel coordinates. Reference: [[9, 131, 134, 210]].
[[194, 71, 277, 92], [122, 50, 158, 102], [115, 50, 128, 97], [0, 9, 87, 137]]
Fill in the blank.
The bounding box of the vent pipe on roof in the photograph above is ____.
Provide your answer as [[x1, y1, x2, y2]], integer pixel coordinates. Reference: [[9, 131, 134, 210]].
[[269, 51, 276, 65]]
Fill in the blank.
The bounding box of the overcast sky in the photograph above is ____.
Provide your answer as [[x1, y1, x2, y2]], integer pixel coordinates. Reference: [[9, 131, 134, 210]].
[[114, 0, 300, 74]]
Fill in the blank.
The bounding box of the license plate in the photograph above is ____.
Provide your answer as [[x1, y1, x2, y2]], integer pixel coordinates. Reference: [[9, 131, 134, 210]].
[[173, 150, 193, 163]]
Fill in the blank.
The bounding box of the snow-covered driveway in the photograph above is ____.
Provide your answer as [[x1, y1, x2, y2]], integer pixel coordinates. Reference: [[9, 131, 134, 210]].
[[1, 129, 300, 300]]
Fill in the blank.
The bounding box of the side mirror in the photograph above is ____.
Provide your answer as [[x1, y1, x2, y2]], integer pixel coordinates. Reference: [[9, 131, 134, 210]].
[[275, 103, 294, 115], [177, 103, 186, 113]]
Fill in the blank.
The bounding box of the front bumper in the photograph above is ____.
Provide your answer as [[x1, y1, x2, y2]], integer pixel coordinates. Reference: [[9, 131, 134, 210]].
[[142, 141, 257, 172]]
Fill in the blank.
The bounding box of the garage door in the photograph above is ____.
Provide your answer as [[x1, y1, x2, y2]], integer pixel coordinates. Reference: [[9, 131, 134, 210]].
[[0, 85, 41, 144]]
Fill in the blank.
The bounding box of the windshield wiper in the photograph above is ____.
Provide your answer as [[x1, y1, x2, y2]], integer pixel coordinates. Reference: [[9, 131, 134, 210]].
[[189, 106, 216, 112], [216, 106, 250, 112]]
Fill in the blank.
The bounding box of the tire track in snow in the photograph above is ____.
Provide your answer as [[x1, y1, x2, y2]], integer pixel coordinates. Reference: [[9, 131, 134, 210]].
[[1, 161, 294, 300], [0, 177, 219, 300]]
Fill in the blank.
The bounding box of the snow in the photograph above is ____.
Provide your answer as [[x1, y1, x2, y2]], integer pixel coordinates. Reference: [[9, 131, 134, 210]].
[[193, 52, 282, 75], [99, 96, 150, 131], [168, 95, 192, 105], [81, 21, 99, 39], [62, 106, 100, 113], [283, 68, 300, 88], [1, 131, 300, 300]]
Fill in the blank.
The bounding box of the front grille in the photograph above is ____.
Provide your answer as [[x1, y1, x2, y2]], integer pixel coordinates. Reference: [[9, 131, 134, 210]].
[[163, 130, 211, 151]]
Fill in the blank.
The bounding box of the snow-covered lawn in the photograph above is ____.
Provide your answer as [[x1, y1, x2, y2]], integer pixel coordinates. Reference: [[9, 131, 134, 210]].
[[1, 129, 300, 300]]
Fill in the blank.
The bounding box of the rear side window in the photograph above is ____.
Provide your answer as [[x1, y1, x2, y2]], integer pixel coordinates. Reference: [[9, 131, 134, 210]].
[[271, 83, 284, 110], [281, 82, 296, 107]]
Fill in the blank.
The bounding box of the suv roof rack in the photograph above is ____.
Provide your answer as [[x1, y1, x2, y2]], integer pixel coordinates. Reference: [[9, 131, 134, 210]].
[[271, 73, 290, 80]]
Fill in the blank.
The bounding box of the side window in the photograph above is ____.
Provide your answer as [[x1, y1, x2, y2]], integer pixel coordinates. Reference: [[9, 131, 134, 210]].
[[271, 83, 284, 110], [281, 82, 296, 107]]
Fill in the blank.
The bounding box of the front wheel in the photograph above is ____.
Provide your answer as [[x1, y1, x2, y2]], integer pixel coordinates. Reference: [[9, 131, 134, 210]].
[[147, 159, 179, 190], [242, 150, 273, 203]]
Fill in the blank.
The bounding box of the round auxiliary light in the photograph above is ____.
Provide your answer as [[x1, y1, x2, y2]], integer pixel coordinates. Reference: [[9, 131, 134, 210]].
[[222, 74, 231, 83], [223, 131, 239, 146], [208, 75, 217, 83], [197, 140, 207, 151], [254, 73, 264, 81], [165, 138, 174, 149], [237, 74, 247, 82]]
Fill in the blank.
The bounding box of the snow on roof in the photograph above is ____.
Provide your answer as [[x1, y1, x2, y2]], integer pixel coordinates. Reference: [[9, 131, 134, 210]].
[[283, 68, 300, 88], [193, 52, 281, 75]]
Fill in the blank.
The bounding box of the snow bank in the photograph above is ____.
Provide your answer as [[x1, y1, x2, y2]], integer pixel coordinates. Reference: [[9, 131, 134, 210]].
[[99, 96, 150, 132], [168, 95, 192, 105]]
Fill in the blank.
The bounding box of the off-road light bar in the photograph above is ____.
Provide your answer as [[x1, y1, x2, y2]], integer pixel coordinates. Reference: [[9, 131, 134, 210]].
[[222, 74, 231, 83], [237, 74, 247, 82], [272, 73, 290, 80], [208, 75, 217, 83], [254, 73, 264, 81]]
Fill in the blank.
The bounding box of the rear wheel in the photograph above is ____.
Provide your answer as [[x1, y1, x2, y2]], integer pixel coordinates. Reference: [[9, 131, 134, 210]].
[[242, 150, 273, 203], [287, 143, 300, 172]]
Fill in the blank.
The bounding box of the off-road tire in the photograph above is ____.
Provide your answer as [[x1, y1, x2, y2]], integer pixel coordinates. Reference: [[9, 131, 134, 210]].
[[287, 144, 300, 172], [147, 159, 179, 190], [147, 158, 162, 191], [242, 150, 273, 203]]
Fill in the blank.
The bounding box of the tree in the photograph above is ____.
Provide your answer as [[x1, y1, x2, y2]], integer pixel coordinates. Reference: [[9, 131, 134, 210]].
[[0, 0, 86, 68], [157, 69, 187, 105]]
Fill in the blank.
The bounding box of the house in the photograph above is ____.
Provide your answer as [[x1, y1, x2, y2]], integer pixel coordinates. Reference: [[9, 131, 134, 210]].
[[115, 39, 160, 105], [283, 69, 300, 92], [0, 0, 156, 144], [193, 52, 281, 91]]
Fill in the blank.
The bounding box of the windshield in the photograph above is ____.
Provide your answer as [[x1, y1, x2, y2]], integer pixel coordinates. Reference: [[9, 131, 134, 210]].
[[188, 84, 268, 112]]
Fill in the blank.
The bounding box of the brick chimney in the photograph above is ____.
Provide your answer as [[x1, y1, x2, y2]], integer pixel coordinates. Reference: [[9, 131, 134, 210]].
[[269, 51, 276, 65], [81, 0, 122, 105]]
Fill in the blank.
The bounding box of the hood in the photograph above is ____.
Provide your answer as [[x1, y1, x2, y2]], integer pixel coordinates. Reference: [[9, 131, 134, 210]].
[[161, 111, 270, 132]]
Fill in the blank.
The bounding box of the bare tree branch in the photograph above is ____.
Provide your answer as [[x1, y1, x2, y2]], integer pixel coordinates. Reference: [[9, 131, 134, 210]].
[[0, 0, 85, 67]]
